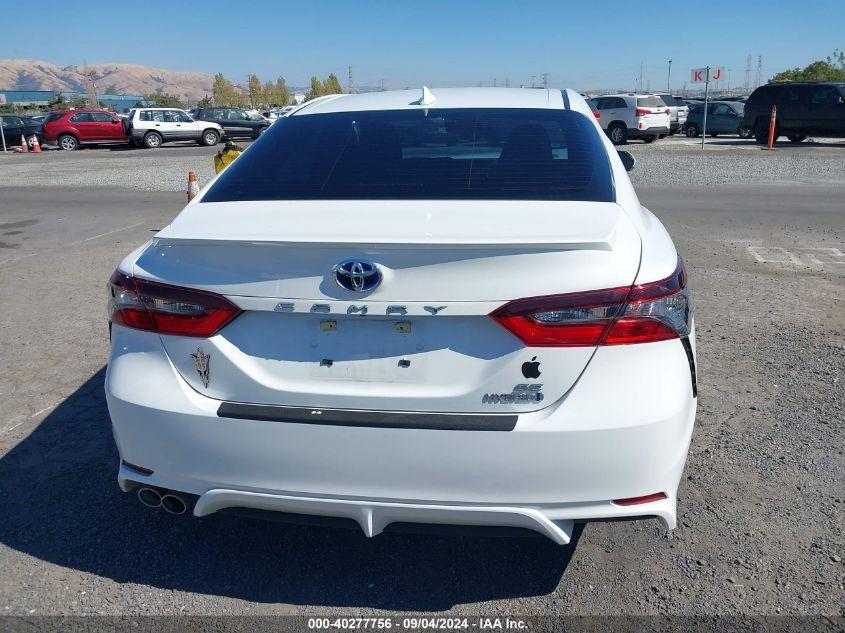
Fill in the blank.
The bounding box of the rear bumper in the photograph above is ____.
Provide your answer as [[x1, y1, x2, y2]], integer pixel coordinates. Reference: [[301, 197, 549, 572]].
[[628, 126, 670, 138], [106, 325, 697, 543]]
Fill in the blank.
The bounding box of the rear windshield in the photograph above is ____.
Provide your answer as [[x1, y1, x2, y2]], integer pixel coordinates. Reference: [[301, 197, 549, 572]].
[[656, 94, 677, 106], [637, 97, 666, 108], [202, 108, 614, 202]]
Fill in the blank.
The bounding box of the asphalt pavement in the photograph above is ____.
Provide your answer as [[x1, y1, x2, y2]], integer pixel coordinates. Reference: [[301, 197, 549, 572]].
[[0, 146, 842, 617]]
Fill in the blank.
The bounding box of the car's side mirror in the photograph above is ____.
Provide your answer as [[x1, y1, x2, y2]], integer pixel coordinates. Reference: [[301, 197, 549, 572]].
[[618, 150, 636, 172]]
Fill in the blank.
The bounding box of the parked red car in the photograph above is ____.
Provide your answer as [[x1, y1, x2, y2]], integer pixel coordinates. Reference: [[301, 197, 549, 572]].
[[42, 110, 128, 150]]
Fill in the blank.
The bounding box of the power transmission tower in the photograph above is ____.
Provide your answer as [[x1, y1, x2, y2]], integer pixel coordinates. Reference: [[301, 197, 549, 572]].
[[504, 77, 510, 88], [744, 55, 752, 92], [378, 78, 385, 91], [493, 78, 497, 87], [541, 72, 549, 89], [754, 55, 763, 89], [347, 66, 356, 93], [638, 61, 644, 92]]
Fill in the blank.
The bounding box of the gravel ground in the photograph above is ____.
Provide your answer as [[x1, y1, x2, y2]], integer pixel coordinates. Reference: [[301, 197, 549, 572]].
[[1, 136, 844, 192], [0, 147, 843, 621]]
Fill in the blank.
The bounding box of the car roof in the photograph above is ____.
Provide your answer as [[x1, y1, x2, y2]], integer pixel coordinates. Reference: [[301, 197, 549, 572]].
[[291, 87, 570, 116], [137, 107, 187, 111], [601, 93, 658, 98]]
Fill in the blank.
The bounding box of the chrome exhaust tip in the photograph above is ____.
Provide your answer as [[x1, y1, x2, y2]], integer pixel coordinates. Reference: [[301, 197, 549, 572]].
[[138, 487, 162, 508], [161, 494, 187, 515]]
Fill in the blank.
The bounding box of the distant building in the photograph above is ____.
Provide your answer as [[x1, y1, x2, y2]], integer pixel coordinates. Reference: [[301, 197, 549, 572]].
[[0, 89, 54, 106], [0, 89, 148, 112], [60, 92, 148, 113], [293, 92, 306, 105]]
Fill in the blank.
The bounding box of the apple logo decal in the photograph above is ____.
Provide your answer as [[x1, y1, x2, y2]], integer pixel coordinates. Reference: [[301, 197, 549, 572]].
[[521, 356, 541, 379]]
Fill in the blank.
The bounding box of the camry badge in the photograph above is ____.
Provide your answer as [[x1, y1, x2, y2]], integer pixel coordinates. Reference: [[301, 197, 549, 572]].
[[190, 348, 211, 388], [333, 260, 382, 292]]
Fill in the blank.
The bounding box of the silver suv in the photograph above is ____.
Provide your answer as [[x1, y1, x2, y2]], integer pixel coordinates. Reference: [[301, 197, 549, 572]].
[[656, 94, 688, 135]]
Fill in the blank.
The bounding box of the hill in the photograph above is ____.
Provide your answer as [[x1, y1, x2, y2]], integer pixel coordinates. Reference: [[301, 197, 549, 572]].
[[0, 59, 214, 103]]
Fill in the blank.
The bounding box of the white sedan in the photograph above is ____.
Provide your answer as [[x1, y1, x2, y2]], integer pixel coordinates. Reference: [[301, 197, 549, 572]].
[[106, 87, 697, 544]]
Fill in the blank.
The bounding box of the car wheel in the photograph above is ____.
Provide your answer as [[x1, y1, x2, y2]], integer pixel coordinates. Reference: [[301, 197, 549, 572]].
[[143, 131, 163, 149], [608, 124, 627, 145], [642, 135, 657, 144], [787, 135, 807, 144], [685, 124, 700, 138], [201, 130, 220, 146], [738, 126, 753, 139], [58, 134, 78, 151]]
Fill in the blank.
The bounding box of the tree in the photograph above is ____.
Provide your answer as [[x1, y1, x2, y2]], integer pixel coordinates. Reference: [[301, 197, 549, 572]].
[[771, 49, 845, 83], [247, 74, 262, 108], [47, 93, 67, 109], [143, 92, 186, 109], [273, 76, 291, 106], [212, 72, 244, 107], [103, 84, 120, 95], [308, 76, 324, 100], [306, 73, 344, 100], [196, 95, 213, 109], [324, 73, 343, 94]]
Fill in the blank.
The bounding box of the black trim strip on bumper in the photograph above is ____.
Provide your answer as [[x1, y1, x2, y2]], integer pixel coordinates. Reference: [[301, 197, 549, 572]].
[[680, 336, 698, 398], [217, 402, 518, 431]]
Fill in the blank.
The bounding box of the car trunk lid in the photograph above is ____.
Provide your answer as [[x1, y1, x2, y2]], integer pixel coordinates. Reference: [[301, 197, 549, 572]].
[[136, 200, 641, 414]]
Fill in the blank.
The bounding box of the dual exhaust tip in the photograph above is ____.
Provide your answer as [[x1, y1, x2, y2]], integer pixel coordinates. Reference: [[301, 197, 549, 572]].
[[137, 487, 188, 515]]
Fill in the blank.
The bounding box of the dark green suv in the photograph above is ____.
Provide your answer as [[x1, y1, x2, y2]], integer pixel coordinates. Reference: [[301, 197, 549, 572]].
[[741, 82, 845, 144]]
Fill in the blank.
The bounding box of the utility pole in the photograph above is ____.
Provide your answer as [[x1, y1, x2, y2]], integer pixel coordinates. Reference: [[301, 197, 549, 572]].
[[493, 78, 497, 87], [667, 59, 672, 93], [744, 55, 752, 93], [504, 77, 509, 88], [347, 65, 355, 93], [638, 61, 644, 92], [83, 61, 98, 109], [541, 72, 549, 89]]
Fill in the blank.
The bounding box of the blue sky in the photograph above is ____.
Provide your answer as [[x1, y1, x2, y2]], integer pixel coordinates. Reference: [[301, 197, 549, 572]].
[[2, 0, 842, 91]]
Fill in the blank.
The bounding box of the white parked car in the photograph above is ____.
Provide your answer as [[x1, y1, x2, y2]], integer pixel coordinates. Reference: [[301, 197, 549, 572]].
[[655, 93, 689, 135], [124, 107, 223, 148], [590, 94, 671, 144], [106, 87, 697, 544]]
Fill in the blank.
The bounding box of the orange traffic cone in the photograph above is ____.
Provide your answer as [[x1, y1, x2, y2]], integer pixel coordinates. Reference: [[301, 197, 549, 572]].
[[19, 135, 28, 153], [30, 135, 42, 153], [187, 171, 199, 201]]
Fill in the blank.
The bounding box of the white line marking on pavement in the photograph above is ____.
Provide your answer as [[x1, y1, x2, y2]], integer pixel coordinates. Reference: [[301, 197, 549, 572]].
[[69, 221, 144, 245], [0, 222, 145, 267], [2, 402, 59, 435], [30, 403, 58, 418], [0, 252, 38, 267]]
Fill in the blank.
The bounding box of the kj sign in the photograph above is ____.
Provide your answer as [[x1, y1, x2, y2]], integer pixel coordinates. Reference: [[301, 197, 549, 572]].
[[691, 67, 724, 83]]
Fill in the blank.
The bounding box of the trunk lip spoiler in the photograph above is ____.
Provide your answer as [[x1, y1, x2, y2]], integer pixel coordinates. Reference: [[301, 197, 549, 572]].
[[149, 235, 616, 251]]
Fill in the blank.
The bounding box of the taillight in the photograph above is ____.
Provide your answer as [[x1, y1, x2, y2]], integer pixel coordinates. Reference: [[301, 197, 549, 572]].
[[635, 108, 651, 117], [108, 271, 240, 337], [593, 110, 601, 118], [490, 258, 691, 347], [613, 492, 667, 506], [664, 108, 670, 115]]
